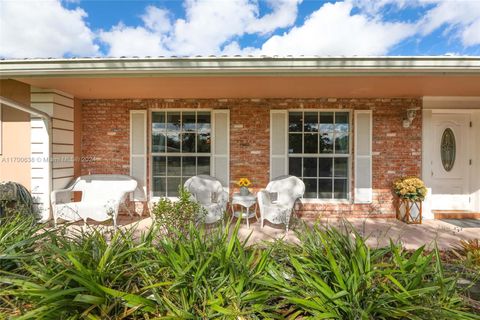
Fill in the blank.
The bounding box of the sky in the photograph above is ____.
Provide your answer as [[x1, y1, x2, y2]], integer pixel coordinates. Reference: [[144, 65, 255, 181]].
[[1, 0, 480, 59]]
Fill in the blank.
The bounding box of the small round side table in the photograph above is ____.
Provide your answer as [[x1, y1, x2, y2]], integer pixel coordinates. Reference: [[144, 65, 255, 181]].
[[230, 192, 258, 228]]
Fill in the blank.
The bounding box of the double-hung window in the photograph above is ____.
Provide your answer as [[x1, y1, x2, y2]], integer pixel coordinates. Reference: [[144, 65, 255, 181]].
[[151, 111, 211, 197], [288, 111, 350, 200]]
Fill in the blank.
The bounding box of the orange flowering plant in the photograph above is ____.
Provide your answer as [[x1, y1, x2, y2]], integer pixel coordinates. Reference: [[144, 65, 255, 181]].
[[393, 177, 427, 201]]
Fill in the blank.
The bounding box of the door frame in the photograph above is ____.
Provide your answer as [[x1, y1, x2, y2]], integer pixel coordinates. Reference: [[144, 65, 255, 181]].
[[422, 109, 475, 218]]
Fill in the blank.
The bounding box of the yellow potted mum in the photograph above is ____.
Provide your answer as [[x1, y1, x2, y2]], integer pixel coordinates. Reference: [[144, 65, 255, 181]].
[[237, 178, 252, 196], [393, 177, 427, 224]]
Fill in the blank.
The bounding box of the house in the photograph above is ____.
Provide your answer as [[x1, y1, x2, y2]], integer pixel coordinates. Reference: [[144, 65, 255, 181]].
[[1, 56, 479, 222]]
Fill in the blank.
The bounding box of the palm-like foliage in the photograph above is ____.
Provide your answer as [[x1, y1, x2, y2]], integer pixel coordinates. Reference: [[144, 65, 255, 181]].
[[0, 216, 478, 319], [265, 223, 476, 320]]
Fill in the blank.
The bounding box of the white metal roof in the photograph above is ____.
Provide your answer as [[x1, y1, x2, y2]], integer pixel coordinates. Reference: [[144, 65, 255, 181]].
[[1, 56, 480, 77]]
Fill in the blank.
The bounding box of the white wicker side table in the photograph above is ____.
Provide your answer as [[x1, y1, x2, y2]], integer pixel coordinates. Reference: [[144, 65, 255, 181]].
[[230, 192, 258, 228]]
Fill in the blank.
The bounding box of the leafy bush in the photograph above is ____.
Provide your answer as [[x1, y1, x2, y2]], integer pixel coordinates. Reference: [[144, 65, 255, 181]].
[[0, 214, 42, 272], [266, 224, 474, 319], [454, 239, 480, 270], [0, 217, 478, 319], [150, 186, 205, 236]]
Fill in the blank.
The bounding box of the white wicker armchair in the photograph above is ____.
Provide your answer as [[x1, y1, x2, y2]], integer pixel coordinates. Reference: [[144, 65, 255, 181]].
[[184, 175, 228, 224], [257, 175, 305, 231], [50, 174, 137, 227]]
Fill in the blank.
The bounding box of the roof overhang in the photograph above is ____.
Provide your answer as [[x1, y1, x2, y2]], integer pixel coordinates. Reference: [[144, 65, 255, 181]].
[[1, 56, 480, 99]]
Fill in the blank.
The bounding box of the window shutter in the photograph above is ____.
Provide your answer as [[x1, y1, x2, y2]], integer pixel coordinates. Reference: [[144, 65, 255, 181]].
[[270, 110, 288, 180], [130, 110, 147, 201], [354, 110, 373, 203], [212, 110, 229, 190]]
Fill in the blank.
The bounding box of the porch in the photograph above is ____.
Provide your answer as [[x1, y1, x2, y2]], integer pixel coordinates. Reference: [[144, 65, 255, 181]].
[[65, 214, 480, 251], [1, 56, 480, 222]]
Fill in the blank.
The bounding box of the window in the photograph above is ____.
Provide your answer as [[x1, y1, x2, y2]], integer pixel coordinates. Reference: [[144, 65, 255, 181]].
[[151, 111, 211, 197], [441, 128, 456, 172], [288, 111, 350, 200]]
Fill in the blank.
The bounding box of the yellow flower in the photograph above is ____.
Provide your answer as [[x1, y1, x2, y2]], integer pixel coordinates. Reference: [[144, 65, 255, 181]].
[[237, 178, 251, 187], [393, 176, 427, 201]]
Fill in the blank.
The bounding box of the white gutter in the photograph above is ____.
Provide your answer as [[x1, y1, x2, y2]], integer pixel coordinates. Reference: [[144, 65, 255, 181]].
[[0, 96, 52, 222], [0, 96, 51, 122], [1, 56, 480, 77]]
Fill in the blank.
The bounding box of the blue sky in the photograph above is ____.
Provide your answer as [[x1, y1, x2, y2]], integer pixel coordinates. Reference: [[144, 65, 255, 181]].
[[1, 0, 480, 58]]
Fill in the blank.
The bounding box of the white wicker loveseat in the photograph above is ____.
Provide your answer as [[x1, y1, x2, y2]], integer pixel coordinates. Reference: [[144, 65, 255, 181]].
[[50, 174, 137, 227]]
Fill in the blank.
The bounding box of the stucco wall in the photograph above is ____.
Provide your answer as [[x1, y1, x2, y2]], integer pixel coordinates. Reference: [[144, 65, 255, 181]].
[[80, 98, 422, 218], [0, 80, 31, 189]]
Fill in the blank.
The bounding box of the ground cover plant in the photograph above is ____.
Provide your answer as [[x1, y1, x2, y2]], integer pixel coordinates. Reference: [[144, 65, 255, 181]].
[[1, 210, 479, 319]]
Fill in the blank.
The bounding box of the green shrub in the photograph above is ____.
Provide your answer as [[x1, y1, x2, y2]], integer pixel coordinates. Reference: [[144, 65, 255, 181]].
[[150, 186, 206, 237], [1, 217, 478, 319], [0, 214, 42, 272], [265, 223, 476, 319], [453, 239, 480, 270]]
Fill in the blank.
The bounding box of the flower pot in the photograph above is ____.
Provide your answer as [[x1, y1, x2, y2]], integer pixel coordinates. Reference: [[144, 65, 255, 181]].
[[240, 186, 250, 196], [396, 198, 422, 224]]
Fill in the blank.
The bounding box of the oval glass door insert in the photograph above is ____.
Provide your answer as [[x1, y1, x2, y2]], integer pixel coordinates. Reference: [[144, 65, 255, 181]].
[[441, 128, 456, 172]]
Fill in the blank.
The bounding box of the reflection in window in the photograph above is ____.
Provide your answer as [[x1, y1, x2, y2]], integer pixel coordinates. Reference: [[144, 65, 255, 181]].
[[441, 128, 456, 172], [288, 111, 350, 200], [152, 111, 211, 197]]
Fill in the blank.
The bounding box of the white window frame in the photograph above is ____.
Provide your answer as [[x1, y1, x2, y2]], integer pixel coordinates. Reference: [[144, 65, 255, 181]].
[[287, 109, 352, 203], [149, 109, 214, 201]]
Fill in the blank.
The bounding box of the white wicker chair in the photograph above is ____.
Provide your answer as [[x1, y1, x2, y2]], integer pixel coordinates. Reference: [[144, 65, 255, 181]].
[[257, 175, 305, 231], [184, 175, 228, 224], [50, 174, 137, 227]]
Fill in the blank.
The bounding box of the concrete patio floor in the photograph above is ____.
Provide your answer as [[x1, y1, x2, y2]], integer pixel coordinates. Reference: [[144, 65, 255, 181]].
[[72, 214, 480, 251]]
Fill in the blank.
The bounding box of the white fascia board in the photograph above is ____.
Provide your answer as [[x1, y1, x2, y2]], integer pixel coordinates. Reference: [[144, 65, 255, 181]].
[[1, 56, 480, 78]]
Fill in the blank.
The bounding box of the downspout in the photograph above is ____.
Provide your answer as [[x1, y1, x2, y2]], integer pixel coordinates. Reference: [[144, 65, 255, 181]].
[[0, 96, 53, 221]]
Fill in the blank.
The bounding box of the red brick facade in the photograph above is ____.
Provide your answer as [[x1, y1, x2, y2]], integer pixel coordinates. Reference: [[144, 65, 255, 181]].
[[80, 98, 422, 218]]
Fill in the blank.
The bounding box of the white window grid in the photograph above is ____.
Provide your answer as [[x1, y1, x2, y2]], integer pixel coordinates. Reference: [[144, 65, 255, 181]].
[[287, 110, 351, 200], [151, 110, 212, 197]]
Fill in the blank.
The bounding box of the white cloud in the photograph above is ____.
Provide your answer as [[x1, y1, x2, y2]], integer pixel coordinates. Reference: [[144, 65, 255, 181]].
[[1, 0, 479, 59], [99, 0, 302, 57], [98, 6, 173, 57], [141, 6, 173, 34], [418, 0, 480, 47], [98, 24, 169, 57], [255, 1, 416, 55], [245, 0, 302, 34], [0, 0, 98, 58]]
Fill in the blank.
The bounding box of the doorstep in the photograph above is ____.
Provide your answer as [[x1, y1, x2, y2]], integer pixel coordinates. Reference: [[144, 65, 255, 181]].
[[433, 210, 480, 219]]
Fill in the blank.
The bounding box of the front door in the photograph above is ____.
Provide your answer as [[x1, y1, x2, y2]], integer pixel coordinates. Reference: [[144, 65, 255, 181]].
[[429, 114, 471, 210]]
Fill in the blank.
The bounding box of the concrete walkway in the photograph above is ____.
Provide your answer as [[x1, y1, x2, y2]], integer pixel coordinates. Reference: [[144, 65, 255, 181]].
[[88, 215, 480, 251]]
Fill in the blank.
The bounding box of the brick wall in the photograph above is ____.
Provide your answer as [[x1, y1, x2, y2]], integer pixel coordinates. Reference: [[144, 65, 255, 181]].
[[81, 98, 422, 218]]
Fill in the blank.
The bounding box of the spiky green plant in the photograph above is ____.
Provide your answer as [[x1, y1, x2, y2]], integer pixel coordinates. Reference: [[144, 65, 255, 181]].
[[142, 220, 276, 318], [0, 219, 278, 319], [264, 223, 476, 320], [1, 214, 479, 319]]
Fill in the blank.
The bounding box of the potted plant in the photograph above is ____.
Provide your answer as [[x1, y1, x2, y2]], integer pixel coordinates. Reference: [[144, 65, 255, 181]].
[[237, 178, 252, 196], [393, 177, 427, 224]]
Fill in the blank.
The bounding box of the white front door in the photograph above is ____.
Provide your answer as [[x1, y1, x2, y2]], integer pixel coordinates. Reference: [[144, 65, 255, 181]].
[[429, 114, 471, 210]]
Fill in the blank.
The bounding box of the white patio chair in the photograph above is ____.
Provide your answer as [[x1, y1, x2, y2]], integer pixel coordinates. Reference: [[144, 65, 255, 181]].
[[184, 175, 228, 224], [51, 174, 138, 227], [257, 175, 305, 231]]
